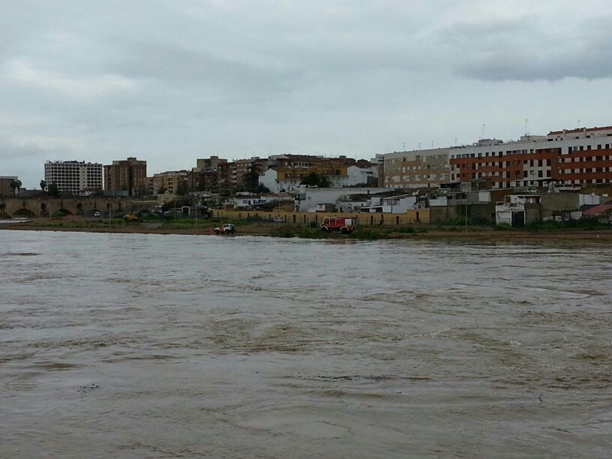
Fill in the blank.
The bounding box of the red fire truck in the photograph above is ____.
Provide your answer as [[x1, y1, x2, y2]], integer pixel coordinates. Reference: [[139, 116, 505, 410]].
[[320, 216, 357, 234]]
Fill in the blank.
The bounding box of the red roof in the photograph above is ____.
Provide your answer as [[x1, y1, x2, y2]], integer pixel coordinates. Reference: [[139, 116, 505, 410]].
[[582, 203, 612, 216]]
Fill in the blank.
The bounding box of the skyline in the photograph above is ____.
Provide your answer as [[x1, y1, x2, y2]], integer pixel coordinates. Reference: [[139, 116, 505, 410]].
[[2, 1, 612, 188]]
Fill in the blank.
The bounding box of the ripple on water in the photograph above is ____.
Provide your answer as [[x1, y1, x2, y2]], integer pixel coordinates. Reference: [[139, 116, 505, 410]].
[[1, 231, 612, 458]]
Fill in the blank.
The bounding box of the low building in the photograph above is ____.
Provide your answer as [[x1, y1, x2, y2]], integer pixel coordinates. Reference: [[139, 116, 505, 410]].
[[295, 187, 388, 212], [0, 176, 18, 197], [495, 195, 542, 226]]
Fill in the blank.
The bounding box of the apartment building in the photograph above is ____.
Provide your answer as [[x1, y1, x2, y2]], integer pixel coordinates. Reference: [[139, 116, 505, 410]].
[[195, 156, 227, 171], [450, 126, 612, 189], [0, 176, 18, 196], [103, 157, 147, 196], [44, 161, 103, 195], [383, 148, 452, 189], [151, 170, 190, 194]]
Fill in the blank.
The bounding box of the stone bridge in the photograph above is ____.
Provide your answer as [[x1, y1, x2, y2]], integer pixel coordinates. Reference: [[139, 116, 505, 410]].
[[0, 197, 150, 219]]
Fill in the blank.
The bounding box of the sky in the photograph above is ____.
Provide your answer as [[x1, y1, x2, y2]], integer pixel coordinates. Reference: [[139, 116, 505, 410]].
[[1, 0, 612, 188]]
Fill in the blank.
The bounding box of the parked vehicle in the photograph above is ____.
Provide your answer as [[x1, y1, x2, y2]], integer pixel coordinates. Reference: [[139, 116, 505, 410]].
[[214, 224, 235, 234], [93, 211, 101, 217], [124, 214, 139, 222], [320, 216, 357, 234]]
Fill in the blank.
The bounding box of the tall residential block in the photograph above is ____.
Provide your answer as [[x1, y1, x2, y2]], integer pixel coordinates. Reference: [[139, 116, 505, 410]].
[[103, 157, 147, 196], [44, 161, 103, 195]]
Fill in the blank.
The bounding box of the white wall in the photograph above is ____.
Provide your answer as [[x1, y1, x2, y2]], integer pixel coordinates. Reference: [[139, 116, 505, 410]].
[[258, 169, 280, 193], [297, 187, 387, 212]]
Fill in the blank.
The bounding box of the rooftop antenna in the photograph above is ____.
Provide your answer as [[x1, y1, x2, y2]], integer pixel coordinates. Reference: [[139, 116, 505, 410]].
[[418, 142, 421, 150], [481, 123, 486, 140], [403, 142, 406, 151], [577, 120, 581, 129], [454, 138, 458, 145], [525, 118, 529, 136], [431, 141, 434, 148]]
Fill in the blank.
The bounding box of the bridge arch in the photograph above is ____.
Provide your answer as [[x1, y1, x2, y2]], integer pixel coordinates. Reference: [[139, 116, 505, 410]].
[[13, 208, 36, 218]]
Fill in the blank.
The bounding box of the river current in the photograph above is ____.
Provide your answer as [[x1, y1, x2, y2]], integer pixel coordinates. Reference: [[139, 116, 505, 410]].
[[1, 230, 612, 458]]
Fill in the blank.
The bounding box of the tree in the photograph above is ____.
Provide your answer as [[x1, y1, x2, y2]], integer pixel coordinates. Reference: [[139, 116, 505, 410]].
[[175, 179, 190, 196], [9, 179, 22, 196], [40, 180, 47, 191], [48, 182, 60, 197], [157, 186, 167, 195], [300, 172, 331, 188], [241, 165, 262, 193], [133, 185, 147, 198]]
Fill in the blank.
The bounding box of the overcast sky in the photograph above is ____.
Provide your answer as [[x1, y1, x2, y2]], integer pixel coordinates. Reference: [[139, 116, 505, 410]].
[[2, 0, 612, 188]]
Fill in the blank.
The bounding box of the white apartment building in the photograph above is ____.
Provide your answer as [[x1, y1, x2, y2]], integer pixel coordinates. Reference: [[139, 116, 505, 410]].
[[450, 127, 612, 189], [44, 161, 103, 195], [382, 125, 612, 190]]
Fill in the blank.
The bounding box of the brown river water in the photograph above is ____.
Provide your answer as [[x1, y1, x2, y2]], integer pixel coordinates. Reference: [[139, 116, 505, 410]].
[[1, 230, 612, 458]]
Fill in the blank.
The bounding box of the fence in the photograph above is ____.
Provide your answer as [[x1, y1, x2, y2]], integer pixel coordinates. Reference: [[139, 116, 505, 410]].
[[212, 209, 430, 227]]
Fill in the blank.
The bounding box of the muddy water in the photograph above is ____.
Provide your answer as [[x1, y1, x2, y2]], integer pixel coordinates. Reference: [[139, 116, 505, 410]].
[[1, 230, 612, 458]]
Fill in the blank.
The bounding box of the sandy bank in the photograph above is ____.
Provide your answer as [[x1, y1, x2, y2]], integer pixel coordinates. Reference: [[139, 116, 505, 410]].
[[2, 220, 612, 244]]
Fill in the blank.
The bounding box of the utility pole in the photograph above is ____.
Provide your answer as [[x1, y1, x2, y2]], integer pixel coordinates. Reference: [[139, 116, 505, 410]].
[[465, 194, 468, 234]]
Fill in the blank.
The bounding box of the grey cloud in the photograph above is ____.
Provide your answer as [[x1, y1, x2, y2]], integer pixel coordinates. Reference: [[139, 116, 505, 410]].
[[0, 137, 77, 186], [441, 17, 612, 81], [110, 40, 302, 100]]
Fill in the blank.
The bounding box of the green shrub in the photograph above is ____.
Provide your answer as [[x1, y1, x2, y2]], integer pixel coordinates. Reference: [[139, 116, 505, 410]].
[[298, 228, 328, 239], [349, 229, 382, 240], [275, 227, 295, 238], [395, 227, 415, 234]]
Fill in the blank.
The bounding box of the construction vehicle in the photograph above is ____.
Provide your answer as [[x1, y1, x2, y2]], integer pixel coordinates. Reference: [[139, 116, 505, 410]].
[[320, 216, 357, 234]]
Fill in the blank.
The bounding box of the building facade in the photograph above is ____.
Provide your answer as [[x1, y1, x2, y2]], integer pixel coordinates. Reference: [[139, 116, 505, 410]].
[[44, 161, 103, 195], [383, 148, 452, 189], [450, 127, 612, 189], [151, 170, 190, 195], [195, 156, 227, 171], [103, 157, 147, 196], [0, 176, 19, 197]]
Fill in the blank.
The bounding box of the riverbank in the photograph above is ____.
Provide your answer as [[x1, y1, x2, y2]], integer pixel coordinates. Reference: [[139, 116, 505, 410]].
[[1, 218, 612, 243]]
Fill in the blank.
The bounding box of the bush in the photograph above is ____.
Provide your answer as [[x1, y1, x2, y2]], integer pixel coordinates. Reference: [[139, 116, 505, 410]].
[[349, 229, 382, 240], [395, 227, 415, 234], [298, 228, 328, 239], [275, 227, 295, 238], [308, 221, 318, 228]]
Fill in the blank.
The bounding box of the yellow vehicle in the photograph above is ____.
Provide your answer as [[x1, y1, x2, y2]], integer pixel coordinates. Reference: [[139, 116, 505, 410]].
[[123, 214, 139, 222]]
